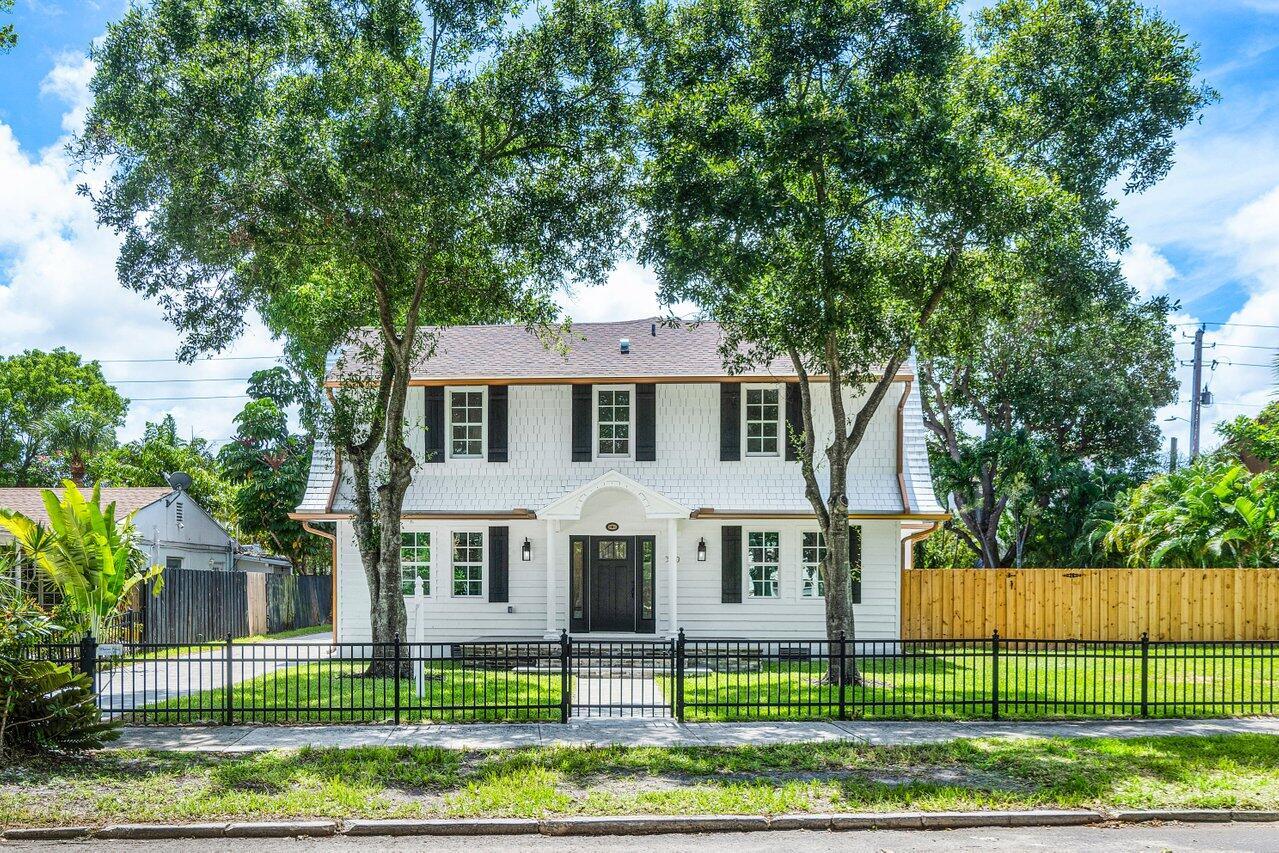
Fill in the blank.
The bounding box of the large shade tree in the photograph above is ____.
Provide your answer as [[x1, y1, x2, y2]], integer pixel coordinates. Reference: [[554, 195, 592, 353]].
[[0, 350, 127, 487], [637, 0, 1211, 680], [77, 0, 636, 669], [920, 283, 1177, 567]]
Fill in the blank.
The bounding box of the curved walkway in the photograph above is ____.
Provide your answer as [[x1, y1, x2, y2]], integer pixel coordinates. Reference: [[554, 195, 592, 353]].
[[109, 715, 1279, 752]]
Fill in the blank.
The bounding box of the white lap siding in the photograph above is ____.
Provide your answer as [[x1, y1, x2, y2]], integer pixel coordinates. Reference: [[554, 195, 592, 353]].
[[335, 515, 901, 642], [334, 518, 549, 643], [674, 518, 901, 641]]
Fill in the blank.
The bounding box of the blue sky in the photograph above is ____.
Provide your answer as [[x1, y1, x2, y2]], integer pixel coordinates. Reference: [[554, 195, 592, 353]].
[[1, 0, 1277, 452]]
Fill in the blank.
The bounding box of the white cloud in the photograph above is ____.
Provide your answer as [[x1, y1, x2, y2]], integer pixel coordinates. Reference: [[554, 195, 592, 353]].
[[1153, 186, 1279, 460], [1121, 243, 1176, 299], [557, 260, 697, 323], [0, 54, 283, 446]]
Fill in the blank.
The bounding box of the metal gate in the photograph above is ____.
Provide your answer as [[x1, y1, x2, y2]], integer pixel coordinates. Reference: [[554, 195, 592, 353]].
[[567, 637, 675, 718]]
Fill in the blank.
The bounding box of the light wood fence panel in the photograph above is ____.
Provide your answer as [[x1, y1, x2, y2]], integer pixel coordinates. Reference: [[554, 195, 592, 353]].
[[902, 568, 1279, 641]]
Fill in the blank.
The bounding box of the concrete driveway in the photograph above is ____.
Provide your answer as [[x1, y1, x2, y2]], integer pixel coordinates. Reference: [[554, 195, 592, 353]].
[[95, 632, 334, 714]]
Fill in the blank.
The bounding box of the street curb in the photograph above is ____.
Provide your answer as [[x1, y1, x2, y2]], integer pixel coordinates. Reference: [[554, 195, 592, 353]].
[[0, 827, 92, 841], [7, 809, 1278, 840], [1112, 810, 1279, 824], [344, 819, 539, 836]]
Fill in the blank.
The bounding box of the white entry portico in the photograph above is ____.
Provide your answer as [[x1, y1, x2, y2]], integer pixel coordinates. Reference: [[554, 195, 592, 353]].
[[538, 471, 690, 638]]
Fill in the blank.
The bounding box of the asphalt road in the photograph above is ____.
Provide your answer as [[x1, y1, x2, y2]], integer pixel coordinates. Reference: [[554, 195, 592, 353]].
[[4, 825, 1277, 852]]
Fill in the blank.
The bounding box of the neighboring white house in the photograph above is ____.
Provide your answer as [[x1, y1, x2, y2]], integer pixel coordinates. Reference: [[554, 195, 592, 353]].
[[2, 486, 290, 606], [294, 318, 947, 643]]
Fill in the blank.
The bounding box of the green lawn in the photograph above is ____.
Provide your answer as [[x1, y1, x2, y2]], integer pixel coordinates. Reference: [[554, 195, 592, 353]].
[[3, 735, 1279, 827], [673, 645, 1279, 721], [140, 661, 562, 724]]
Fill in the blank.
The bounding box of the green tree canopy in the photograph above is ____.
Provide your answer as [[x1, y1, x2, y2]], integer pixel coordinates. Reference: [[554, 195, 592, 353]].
[[219, 370, 327, 573], [0, 349, 127, 487], [0, 0, 16, 54], [921, 284, 1178, 567], [86, 416, 234, 522], [637, 0, 1212, 666], [77, 0, 638, 660]]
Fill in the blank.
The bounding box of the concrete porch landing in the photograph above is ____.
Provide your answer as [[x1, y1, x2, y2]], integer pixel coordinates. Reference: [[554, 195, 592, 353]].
[[108, 716, 1279, 753]]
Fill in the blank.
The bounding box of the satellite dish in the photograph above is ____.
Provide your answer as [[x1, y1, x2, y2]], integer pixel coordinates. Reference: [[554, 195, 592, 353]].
[[166, 472, 193, 491]]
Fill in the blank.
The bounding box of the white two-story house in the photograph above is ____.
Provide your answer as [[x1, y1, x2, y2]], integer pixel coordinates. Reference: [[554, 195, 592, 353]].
[[294, 318, 946, 642]]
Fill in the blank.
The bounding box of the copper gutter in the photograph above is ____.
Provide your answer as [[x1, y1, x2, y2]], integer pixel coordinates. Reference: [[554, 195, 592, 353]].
[[896, 380, 913, 513], [300, 520, 339, 645], [689, 508, 951, 521]]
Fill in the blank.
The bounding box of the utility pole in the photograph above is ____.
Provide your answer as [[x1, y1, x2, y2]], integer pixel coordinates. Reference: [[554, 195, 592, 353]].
[[1169, 436, 1179, 473], [1189, 324, 1205, 461]]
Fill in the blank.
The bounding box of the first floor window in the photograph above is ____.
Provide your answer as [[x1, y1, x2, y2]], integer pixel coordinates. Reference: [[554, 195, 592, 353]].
[[452, 531, 484, 597], [747, 531, 780, 598], [449, 389, 484, 458], [401, 532, 431, 596], [802, 531, 825, 597], [165, 556, 184, 571]]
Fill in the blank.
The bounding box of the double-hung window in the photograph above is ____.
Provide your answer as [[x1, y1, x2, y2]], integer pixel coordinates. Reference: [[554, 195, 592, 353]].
[[744, 385, 781, 456], [448, 388, 485, 459], [400, 532, 431, 596], [801, 531, 825, 597], [596, 386, 632, 458], [452, 531, 484, 597], [746, 531, 780, 598]]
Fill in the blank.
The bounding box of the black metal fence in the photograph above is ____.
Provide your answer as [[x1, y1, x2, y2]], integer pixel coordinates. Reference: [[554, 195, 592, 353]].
[[20, 631, 1279, 726]]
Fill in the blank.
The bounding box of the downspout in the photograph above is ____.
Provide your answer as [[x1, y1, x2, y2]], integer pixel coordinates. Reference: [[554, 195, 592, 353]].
[[301, 520, 338, 644], [900, 521, 940, 639], [896, 380, 912, 513]]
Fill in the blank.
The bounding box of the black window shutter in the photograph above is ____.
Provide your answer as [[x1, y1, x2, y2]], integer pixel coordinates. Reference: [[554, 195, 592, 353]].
[[785, 383, 802, 461], [719, 383, 740, 461], [721, 525, 742, 603], [571, 384, 592, 462], [849, 524, 862, 604], [488, 526, 509, 603], [424, 387, 445, 464], [636, 383, 656, 461], [488, 385, 508, 462]]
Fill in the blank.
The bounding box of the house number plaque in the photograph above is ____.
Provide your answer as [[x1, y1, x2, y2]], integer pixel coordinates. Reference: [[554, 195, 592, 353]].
[[605, 522, 619, 531]]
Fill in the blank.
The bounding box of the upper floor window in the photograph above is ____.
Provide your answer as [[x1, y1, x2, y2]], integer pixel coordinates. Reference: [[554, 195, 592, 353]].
[[401, 531, 431, 596], [744, 385, 781, 456], [448, 387, 485, 459], [746, 530, 780, 598], [801, 531, 825, 597], [597, 386, 632, 458], [452, 531, 484, 597]]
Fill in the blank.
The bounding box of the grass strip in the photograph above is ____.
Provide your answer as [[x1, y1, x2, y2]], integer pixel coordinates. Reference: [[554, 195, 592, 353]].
[[3, 735, 1278, 827]]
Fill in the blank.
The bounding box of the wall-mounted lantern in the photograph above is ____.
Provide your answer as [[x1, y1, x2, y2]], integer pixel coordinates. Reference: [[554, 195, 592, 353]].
[[522, 537, 533, 561], [696, 538, 707, 562]]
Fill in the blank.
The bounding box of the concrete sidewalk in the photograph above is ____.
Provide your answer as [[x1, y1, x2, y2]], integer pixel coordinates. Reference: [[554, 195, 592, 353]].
[[109, 715, 1279, 752]]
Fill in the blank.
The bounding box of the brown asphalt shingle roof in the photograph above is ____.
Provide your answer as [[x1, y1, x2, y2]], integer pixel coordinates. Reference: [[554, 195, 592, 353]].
[[0, 487, 172, 526], [328, 318, 804, 382]]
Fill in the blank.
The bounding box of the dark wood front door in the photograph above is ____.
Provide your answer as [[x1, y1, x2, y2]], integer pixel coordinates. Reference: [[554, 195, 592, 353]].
[[590, 538, 634, 631]]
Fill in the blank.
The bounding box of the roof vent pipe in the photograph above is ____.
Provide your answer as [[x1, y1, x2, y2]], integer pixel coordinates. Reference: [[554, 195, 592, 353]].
[[651, 322, 657, 337], [619, 338, 631, 355]]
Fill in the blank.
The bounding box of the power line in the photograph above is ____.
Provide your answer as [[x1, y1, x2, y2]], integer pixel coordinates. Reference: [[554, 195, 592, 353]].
[[1172, 321, 1279, 330], [93, 354, 283, 364], [107, 376, 254, 384], [129, 394, 251, 401]]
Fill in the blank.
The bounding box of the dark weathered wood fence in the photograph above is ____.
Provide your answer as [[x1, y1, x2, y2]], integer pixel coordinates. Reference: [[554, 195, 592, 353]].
[[139, 568, 331, 644]]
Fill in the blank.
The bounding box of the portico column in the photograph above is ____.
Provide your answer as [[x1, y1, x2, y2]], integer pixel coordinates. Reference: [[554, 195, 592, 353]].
[[667, 518, 679, 636], [545, 519, 557, 636]]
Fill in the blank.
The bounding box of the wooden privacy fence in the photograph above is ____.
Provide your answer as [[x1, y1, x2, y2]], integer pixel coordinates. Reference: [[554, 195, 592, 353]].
[[902, 568, 1279, 642], [143, 568, 332, 644]]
